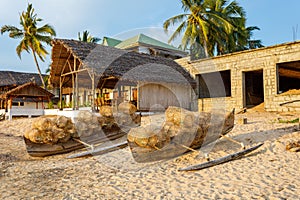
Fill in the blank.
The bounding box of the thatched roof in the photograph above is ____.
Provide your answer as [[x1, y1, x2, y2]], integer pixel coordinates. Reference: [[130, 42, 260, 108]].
[[50, 39, 196, 89], [0, 71, 44, 87], [0, 82, 54, 100]]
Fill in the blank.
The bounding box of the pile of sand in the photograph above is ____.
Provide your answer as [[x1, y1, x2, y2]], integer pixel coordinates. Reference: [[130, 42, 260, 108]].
[[279, 89, 300, 95]]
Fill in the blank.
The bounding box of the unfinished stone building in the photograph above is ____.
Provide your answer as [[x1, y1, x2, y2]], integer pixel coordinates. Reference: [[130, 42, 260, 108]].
[[176, 41, 300, 112]]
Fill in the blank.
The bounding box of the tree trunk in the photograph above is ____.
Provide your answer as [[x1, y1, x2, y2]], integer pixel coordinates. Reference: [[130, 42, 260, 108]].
[[32, 51, 46, 89], [203, 40, 209, 58]]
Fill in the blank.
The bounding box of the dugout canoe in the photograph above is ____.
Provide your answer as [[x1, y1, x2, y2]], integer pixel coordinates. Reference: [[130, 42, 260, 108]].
[[24, 126, 129, 157], [127, 107, 235, 163]]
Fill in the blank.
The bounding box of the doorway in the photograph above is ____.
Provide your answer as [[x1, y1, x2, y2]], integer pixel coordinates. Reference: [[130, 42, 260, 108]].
[[243, 70, 264, 108]]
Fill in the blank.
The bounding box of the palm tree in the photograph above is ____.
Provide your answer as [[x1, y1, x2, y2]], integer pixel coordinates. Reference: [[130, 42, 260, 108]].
[[164, 0, 254, 58], [1, 3, 56, 88], [43, 64, 51, 89], [78, 30, 101, 43], [205, 0, 247, 55], [244, 26, 264, 50]]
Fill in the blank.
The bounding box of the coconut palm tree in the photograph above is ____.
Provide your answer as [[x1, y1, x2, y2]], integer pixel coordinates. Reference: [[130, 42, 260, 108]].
[[1, 3, 56, 88], [205, 0, 247, 55], [78, 30, 101, 43], [43, 64, 52, 89], [220, 25, 264, 54], [164, 0, 253, 58], [244, 26, 264, 50]]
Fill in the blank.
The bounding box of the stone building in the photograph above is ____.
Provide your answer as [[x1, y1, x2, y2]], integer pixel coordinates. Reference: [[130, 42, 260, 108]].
[[176, 41, 300, 112]]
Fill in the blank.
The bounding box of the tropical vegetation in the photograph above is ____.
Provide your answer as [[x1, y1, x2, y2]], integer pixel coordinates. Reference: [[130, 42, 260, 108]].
[[1, 3, 56, 88], [163, 0, 263, 59], [78, 30, 101, 43]]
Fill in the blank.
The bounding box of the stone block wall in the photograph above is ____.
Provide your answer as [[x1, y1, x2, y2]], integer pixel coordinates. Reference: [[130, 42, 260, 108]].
[[176, 41, 300, 112]]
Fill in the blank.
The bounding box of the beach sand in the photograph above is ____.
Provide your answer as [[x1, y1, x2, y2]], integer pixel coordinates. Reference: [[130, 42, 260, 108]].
[[0, 110, 299, 199]]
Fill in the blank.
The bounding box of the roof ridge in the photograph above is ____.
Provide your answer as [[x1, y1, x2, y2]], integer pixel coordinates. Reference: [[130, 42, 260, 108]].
[[115, 33, 185, 53], [137, 34, 143, 42], [138, 34, 183, 51]]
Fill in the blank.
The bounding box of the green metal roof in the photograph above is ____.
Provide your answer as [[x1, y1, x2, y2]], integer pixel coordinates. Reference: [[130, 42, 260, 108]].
[[102, 37, 122, 47], [115, 34, 183, 52]]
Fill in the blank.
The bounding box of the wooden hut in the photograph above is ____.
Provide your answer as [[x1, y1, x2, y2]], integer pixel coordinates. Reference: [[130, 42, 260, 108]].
[[0, 82, 54, 120], [0, 71, 43, 91], [0, 71, 45, 110], [50, 39, 197, 111]]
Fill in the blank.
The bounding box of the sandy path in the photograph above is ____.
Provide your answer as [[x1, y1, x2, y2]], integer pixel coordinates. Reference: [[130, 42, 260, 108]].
[[0, 111, 299, 199]]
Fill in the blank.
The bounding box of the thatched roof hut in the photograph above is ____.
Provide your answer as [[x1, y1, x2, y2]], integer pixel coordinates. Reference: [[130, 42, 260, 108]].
[[0, 82, 54, 110], [0, 82, 54, 100], [50, 39, 196, 110], [50, 39, 196, 89], [0, 71, 44, 88]]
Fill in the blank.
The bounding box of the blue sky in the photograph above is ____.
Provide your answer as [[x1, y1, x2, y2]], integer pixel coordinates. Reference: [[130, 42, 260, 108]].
[[1, 0, 300, 73]]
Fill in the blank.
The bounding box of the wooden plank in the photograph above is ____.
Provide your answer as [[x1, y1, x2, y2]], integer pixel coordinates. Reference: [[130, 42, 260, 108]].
[[138, 83, 191, 111], [178, 143, 264, 171]]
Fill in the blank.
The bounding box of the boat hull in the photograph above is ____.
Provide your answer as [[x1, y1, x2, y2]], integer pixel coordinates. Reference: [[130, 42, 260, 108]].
[[128, 108, 235, 163], [24, 127, 128, 157]]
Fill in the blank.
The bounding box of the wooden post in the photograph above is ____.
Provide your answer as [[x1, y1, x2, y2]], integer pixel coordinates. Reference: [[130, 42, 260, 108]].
[[91, 71, 95, 112], [72, 70, 75, 110], [74, 57, 79, 110], [75, 73, 79, 109], [4, 99, 8, 112], [59, 76, 63, 110], [8, 97, 12, 109], [137, 83, 140, 110]]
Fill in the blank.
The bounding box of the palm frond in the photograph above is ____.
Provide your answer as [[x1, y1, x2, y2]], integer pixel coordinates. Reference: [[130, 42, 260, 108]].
[[1, 25, 22, 35], [167, 21, 187, 44], [35, 34, 53, 45], [37, 24, 56, 36], [16, 39, 30, 59], [78, 30, 100, 43], [163, 14, 188, 31]]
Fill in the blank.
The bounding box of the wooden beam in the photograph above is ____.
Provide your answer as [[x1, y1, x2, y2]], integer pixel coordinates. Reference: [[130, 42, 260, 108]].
[[60, 53, 72, 76], [61, 68, 87, 77], [279, 68, 300, 79], [67, 60, 73, 73]]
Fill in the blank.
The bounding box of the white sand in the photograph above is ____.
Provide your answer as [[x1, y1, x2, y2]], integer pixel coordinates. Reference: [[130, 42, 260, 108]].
[[0, 111, 299, 199]]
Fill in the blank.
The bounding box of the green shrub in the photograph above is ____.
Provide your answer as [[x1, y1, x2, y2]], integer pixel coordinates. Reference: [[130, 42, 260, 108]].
[[278, 118, 299, 123], [47, 101, 54, 109], [57, 100, 66, 109]]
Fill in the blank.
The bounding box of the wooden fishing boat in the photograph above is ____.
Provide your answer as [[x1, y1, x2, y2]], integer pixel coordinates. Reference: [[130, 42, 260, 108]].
[[24, 127, 128, 157], [24, 103, 141, 157], [127, 107, 235, 163]]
